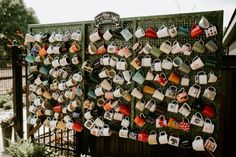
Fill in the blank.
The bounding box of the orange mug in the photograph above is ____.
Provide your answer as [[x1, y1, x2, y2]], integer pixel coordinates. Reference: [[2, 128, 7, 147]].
[[167, 118, 179, 129], [190, 24, 203, 38], [69, 42, 80, 53], [53, 105, 62, 113], [39, 47, 47, 57], [72, 121, 83, 132], [134, 113, 146, 127], [143, 85, 155, 95], [168, 71, 180, 84]]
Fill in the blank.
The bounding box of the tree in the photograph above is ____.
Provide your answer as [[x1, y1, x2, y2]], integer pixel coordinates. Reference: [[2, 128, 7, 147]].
[[0, 0, 39, 57]]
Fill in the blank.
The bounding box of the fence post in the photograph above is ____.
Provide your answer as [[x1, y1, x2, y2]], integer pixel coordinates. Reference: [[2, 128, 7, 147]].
[[12, 41, 23, 138]]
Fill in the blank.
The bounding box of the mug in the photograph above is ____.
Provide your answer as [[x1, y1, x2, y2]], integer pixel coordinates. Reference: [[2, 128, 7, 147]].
[[171, 41, 182, 54], [109, 56, 118, 67], [148, 130, 158, 145], [202, 105, 215, 118], [176, 88, 188, 103], [130, 57, 141, 70], [52, 57, 60, 68], [205, 40, 218, 53], [28, 92, 37, 102], [134, 113, 146, 127], [167, 118, 179, 129], [135, 99, 146, 111], [89, 29, 101, 43], [182, 43, 192, 56], [179, 118, 190, 132], [178, 25, 189, 36], [205, 137, 217, 152], [150, 47, 162, 58], [116, 59, 128, 70], [203, 86, 216, 101], [25, 53, 35, 63], [195, 71, 207, 84], [122, 70, 132, 84], [168, 135, 180, 147], [145, 99, 156, 112], [178, 62, 191, 74], [156, 25, 169, 38], [132, 71, 145, 85], [190, 24, 203, 38], [113, 112, 124, 121], [101, 54, 110, 66], [142, 43, 152, 54], [199, 16, 209, 29], [99, 68, 109, 78], [178, 103, 191, 117], [95, 85, 105, 97], [25, 33, 35, 42], [202, 118, 214, 134], [100, 79, 112, 91], [34, 32, 43, 42], [168, 71, 180, 84], [143, 85, 155, 95], [121, 116, 130, 128], [141, 55, 152, 67], [158, 131, 168, 144], [111, 100, 121, 112], [59, 54, 71, 66], [152, 89, 164, 101], [54, 32, 63, 41], [167, 100, 179, 113], [84, 110, 93, 120], [113, 72, 125, 85], [190, 112, 204, 127], [188, 84, 201, 98], [135, 26, 145, 38], [103, 100, 112, 111], [101, 124, 112, 136], [205, 25, 218, 38], [165, 86, 177, 99], [84, 119, 94, 130], [168, 25, 178, 37], [88, 42, 97, 55], [190, 56, 204, 70], [156, 115, 167, 128], [103, 29, 113, 40], [152, 59, 162, 72], [94, 116, 105, 128], [138, 130, 148, 143], [154, 73, 168, 86], [105, 91, 114, 100], [71, 30, 82, 41], [160, 40, 172, 54], [181, 75, 190, 86], [119, 127, 129, 138], [131, 88, 143, 99], [145, 70, 154, 81], [122, 90, 132, 102], [173, 56, 183, 67], [192, 40, 206, 54], [162, 57, 173, 70], [53, 44, 61, 54], [192, 136, 205, 151], [82, 60, 93, 72], [145, 27, 157, 38], [113, 86, 124, 97], [104, 110, 114, 121], [44, 55, 53, 65], [120, 28, 133, 41], [90, 125, 101, 137]]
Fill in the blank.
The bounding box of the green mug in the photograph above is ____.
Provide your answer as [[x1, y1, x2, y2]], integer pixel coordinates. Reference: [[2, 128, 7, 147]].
[[39, 66, 49, 75], [87, 89, 97, 99], [192, 40, 206, 53], [25, 53, 35, 63], [132, 71, 145, 85], [150, 47, 162, 58], [205, 59, 217, 68]]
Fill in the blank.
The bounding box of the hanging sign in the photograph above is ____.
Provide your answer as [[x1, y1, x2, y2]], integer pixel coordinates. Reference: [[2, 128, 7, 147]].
[[94, 11, 122, 27]]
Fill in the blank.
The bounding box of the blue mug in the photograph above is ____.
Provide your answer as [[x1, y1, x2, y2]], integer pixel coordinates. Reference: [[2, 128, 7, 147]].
[[87, 89, 97, 99], [39, 66, 49, 75], [132, 71, 145, 85], [178, 26, 189, 36], [25, 53, 35, 63]]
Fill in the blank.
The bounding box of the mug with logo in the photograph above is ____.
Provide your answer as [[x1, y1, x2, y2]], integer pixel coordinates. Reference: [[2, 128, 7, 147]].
[[113, 112, 124, 121], [168, 134, 180, 147], [120, 28, 133, 41], [119, 127, 129, 138], [203, 86, 216, 101], [152, 59, 162, 72], [167, 100, 179, 113], [167, 118, 179, 129], [154, 73, 168, 86], [205, 137, 217, 152], [168, 71, 180, 84], [90, 125, 101, 137], [130, 57, 141, 70], [165, 86, 178, 99], [190, 56, 204, 70], [182, 43, 192, 55], [176, 88, 189, 103], [192, 40, 206, 54], [103, 29, 113, 41], [142, 42, 152, 54], [84, 119, 95, 130], [156, 115, 167, 128], [121, 116, 130, 128], [104, 109, 115, 121], [168, 25, 177, 37], [145, 99, 156, 112], [190, 112, 204, 127]]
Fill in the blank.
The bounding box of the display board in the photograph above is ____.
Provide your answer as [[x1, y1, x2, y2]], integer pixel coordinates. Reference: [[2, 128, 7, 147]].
[[25, 11, 223, 152]]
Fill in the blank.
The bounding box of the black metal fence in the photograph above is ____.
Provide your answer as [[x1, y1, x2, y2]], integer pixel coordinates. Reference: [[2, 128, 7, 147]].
[[0, 56, 13, 94]]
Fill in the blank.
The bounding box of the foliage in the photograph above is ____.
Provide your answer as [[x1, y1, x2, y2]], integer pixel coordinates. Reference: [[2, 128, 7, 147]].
[[6, 134, 57, 157], [0, 94, 13, 109], [0, 0, 39, 57]]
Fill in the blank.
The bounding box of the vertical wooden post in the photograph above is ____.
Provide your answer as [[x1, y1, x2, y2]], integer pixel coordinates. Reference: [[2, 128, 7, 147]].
[[12, 42, 23, 138]]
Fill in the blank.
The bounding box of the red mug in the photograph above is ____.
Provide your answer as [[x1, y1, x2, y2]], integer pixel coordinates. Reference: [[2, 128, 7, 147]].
[[145, 27, 157, 38], [103, 100, 112, 111], [119, 105, 130, 116], [96, 45, 107, 55], [138, 130, 148, 142], [53, 105, 62, 113], [134, 113, 145, 127], [72, 121, 83, 132], [202, 105, 215, 118], [190, 24, 203, 38]]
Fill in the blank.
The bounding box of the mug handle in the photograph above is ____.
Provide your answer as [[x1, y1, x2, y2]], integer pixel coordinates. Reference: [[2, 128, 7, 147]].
[[197, 71, 206, 75], [183, 103, 191, 111], [208, 86, 216, 92], [140, 113, 146, 118], [182, 117, 189, 123], [205, 118, 212, 124], [150, 130, 157, 135], [178, 88, 185, 93], [159, 131, 167, 136], [194, 136, 203, 140], [171, 100, 178, 105], [195, 112, 203, 120], [158, 25, 166, 31], [165, 40, 172, 46]]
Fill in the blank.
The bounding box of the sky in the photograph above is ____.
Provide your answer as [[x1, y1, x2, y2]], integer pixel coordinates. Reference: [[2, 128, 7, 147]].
[[24, 0, 235, 27]]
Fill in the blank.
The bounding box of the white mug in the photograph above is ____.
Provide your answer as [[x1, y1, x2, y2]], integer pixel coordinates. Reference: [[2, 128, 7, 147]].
[[135, 26, 145, 38], [89, 30, 101, 43], [121, 116, 130, 128], [84, 119, 94, 130], [90, 125, 101, 137], [156, 25, 169, 38], [152, 59, 162, 72], [168, 135, 180, 147], [167, 100, 179, 113], [119, 127, 129, 138], [190, 112, 204, 127], [190, 56, 204, 70], [94, 117, 105, 128], [131, 88, 143, 99], [152, 89, 164, 101], [103, 29, 113, 41], [113, 112, 124, 121], [135, 99, 145, 111], [148, 131, 158, 145], [100, 79, 112, 91], [158, 131, 168, 144], [141, 55, 152, 67], [208, 72, 217, 83], [192, 136, 205, 151], [202, 118, 214, 134], [101, 124, 112, 136], [178, 103, 191, 117], [146, 70, 154, 81], [171, 41, 182, 54], [84, 110, 93, 120], [113, 86, 124, 98]]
